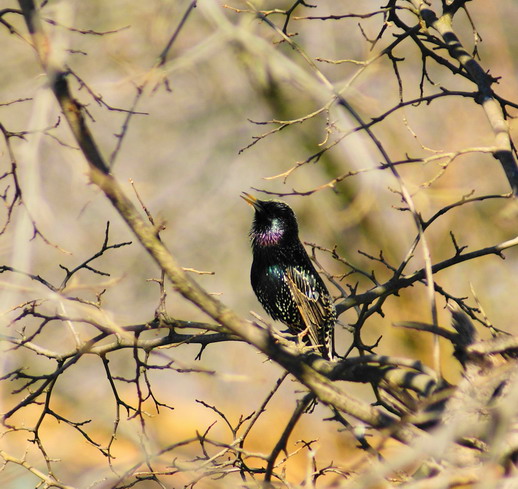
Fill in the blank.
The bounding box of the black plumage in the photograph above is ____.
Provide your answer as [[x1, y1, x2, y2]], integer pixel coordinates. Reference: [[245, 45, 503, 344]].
[[242, 192, 336, 360]]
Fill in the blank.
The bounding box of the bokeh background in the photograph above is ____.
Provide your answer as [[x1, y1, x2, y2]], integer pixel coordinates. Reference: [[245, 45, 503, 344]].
[[1, 1, 518, 487]]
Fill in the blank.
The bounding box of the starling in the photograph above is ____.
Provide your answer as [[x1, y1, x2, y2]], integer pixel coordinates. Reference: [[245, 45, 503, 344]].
[[242, 192, 336, 360]]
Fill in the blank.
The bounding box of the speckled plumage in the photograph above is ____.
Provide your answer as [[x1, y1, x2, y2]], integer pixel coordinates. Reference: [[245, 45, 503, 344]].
[[242, 193, 336, 360]]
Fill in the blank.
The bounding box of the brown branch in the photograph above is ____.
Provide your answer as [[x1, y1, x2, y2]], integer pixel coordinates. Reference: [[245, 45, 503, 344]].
[[157, 1, 197, 67], [16, 0, 423, 447], [337, 235, 518, 314], [59, 221, 132, 289], [414, 1, 518, 195], [264, 393, 315, 483], [0, 449, 76, 489]]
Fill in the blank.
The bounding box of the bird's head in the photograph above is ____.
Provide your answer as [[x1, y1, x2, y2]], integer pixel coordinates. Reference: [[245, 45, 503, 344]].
[[241, 192, 299, 248]]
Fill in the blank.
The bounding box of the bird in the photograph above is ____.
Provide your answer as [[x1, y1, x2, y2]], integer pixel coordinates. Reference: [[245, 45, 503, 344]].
[[241, 192, 336, 360]]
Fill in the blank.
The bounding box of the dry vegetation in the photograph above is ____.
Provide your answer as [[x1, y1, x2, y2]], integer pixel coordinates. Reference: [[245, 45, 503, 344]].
[[1, 1, 518, 488]]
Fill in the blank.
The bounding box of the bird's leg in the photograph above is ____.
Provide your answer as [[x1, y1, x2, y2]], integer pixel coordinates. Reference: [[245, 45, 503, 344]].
[[285, 326, 313, 353], [296, 326, 310, 345], [295, 327, 322, 355]]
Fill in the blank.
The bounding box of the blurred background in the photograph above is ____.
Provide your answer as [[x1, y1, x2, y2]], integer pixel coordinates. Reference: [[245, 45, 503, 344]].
[[1, 0, 517, 487]]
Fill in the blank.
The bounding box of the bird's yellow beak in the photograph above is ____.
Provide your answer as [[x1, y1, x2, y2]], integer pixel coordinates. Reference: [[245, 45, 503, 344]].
[[241, 192, 258, 208]]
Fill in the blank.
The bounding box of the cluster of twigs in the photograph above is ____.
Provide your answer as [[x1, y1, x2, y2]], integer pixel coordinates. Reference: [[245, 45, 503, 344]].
[[1, 1, 518, 488]]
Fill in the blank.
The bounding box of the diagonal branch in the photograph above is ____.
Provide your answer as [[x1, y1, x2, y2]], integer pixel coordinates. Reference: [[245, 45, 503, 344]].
[[17, 0, 419, 446], [336, 235, 518, 314], [413, 1, 518, 195]]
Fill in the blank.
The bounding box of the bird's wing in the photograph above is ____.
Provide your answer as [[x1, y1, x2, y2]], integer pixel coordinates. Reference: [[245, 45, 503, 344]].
[[284, 266, 330, 351]]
